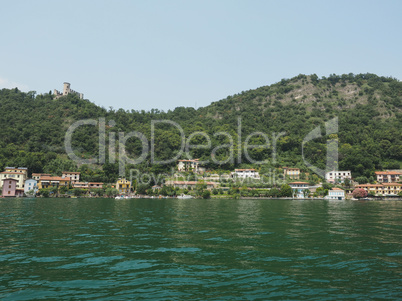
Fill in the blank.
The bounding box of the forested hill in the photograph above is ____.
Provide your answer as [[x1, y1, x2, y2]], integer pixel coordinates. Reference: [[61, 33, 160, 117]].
[[0, 73, 401, 183]]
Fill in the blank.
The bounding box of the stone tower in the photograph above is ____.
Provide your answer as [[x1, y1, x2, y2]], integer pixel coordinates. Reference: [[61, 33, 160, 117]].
[[63, 82, 71, 96]]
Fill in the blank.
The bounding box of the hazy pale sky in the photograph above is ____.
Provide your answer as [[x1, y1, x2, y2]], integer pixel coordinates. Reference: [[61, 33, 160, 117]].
[[1, 0, 401, 112]]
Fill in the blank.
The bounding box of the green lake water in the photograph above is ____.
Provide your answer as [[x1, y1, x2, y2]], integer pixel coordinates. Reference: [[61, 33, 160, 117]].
[[0, 198, 401, 300]]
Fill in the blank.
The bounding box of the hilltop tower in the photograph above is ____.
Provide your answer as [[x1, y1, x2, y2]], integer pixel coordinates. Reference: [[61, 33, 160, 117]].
[[53, 82, 83, 99], [63, 82, 71, 96]]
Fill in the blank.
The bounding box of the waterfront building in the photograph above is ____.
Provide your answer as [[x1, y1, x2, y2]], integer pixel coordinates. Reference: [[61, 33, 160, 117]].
[[72, 182, 89, 189], [356, 183, 402, 196], [325, 170, 351, 184], [88, 182, 104, 189], [38, 176, 71, 190], [24, 179, 38, 196], [326, 187, 345, 200], [0, 167, 28, 190], [1, 179, 24, 197], [283, 167, 300, 180], [116, 178, 131, 194], [289, 181, 310, 198]]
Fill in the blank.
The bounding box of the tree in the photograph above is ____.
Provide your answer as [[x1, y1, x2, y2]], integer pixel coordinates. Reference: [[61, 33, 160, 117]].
[[39, 188, 50, 198], [202, 190, 211, 199], [105, 188, 118, 197], [280, 184, 292, 197], [73, 188, 84, 197], [59, 186, 69, 195], [269, 188, 280, 197], [355, 176, 369, 184], [352, 188, 368, 199]]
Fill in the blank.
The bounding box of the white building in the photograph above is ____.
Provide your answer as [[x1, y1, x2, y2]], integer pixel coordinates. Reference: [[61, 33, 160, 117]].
[[289, 182, 310, 199], [24, 179, 38, 196], [326, 188, 345, 200], [177, 159, 205, 174], [325, 170, 351, 184], [62, 172, 80, 183], [232, 169, 260, 180]]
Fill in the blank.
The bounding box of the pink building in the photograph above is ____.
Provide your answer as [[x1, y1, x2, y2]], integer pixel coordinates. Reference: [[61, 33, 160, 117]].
[[2, 179, 24, 197]]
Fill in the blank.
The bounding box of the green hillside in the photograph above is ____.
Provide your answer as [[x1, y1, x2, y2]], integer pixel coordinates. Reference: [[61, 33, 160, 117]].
[[0, 73, 401, 183]]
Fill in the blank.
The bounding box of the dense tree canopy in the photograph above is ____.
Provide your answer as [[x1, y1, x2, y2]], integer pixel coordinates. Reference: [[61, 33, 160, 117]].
[[0, 73, 400, 183]]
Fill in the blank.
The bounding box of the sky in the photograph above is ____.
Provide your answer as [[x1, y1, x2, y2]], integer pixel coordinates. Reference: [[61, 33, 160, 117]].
[[1, 0, 401, 112]]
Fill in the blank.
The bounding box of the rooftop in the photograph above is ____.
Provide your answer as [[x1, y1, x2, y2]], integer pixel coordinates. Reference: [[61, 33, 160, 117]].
[[40, 176, 71, 181], [375, 171, 401, 175]]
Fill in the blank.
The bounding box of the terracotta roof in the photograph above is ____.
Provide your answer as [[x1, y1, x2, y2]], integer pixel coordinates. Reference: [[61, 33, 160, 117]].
[[356, 184, 383, 187], [331, 187, 344, 190], [89, 182, 104, 185], [40, 176, 71, 181], [32, 173, 51, 176], [289, 181, 309, 184], [382, 183, 402, 186], [375, 171, 401, 175]]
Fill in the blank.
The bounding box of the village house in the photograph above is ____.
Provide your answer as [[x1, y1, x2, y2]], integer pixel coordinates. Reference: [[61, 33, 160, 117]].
[[38, 176, 71, 190], [375, 171, 401, 183], [72, 182, 89, 189], [2, 179, 24, 197], [356, 183, 402, 196], [283, 167, 300, 180], [177, 159, 205, 174], [152, 185, 162, 191], [24, 179, 38, 196], [89, 182, 104, 189], [32, 173, 51, 180], [325, 170, 351, 184], [326, 187, 345, 200], [289, 181, 310, 199], [116, 178, 131, 194], [62, 172, 80, 183], [231, 169, 260, 180], [0, 167, 28, 190]]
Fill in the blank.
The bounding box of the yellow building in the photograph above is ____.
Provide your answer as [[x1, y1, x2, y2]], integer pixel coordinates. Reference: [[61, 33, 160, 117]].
[[356, 183, 402, 196], [283, 167, 300, 180], [38, 176, 71, 190], [116, 178, 131, 194], [0, 167, 28, 189]]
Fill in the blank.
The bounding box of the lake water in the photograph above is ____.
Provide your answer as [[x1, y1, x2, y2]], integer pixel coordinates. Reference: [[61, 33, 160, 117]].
[[0, 198, 401, 300]]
